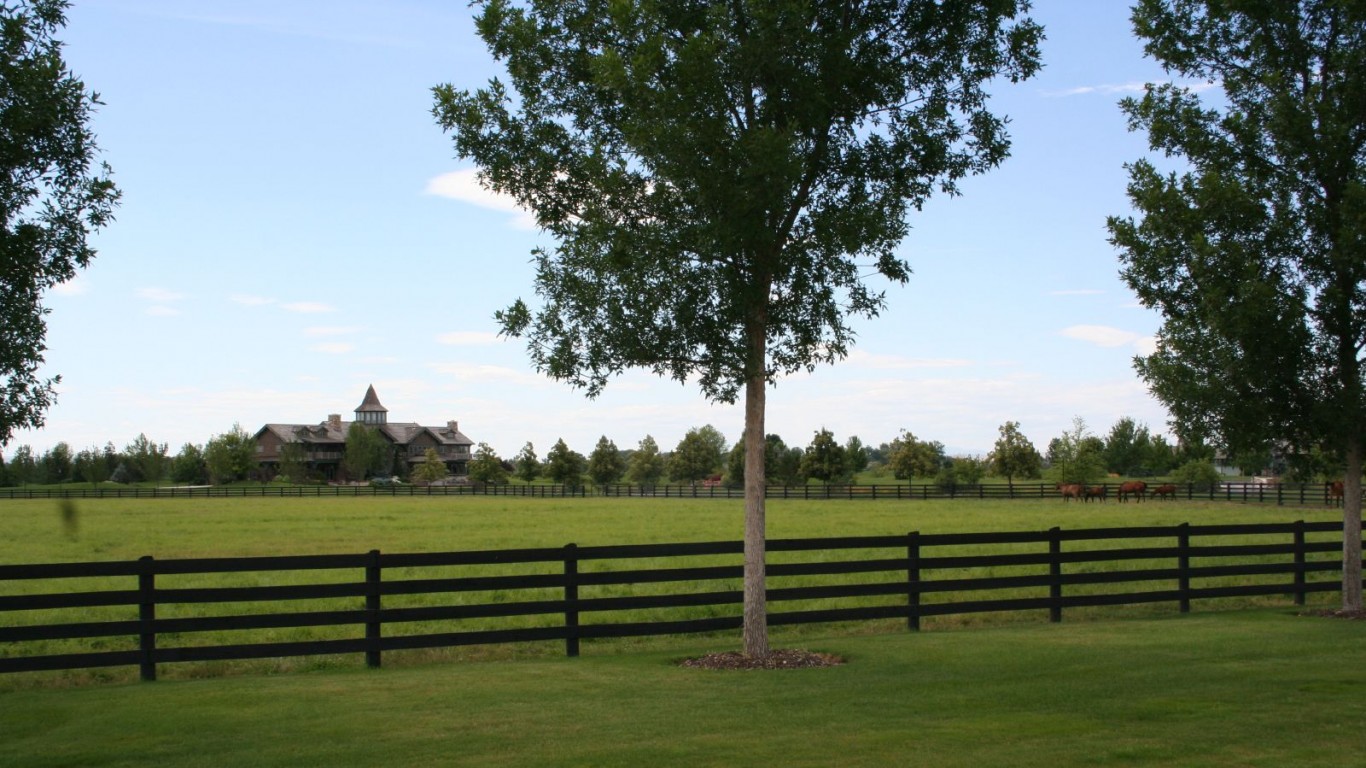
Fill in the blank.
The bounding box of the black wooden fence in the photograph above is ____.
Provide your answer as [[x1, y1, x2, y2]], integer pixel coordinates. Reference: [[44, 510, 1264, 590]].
[[0, 520, 1351, 681], [0, 481, 1345, 505]]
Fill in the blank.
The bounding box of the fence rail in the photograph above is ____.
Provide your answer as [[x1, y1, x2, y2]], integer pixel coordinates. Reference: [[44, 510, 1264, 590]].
[[0, 481, 1346, 505], [0, 521, 1352, 680]]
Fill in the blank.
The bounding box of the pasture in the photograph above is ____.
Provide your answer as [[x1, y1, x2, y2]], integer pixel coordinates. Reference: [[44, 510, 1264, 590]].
[[1, 611, 1364, 766], [1, 496, 1361, 765], [0, 495, 1350, 686]]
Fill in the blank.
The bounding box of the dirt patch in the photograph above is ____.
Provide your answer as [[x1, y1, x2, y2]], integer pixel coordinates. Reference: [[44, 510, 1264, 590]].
[[678, 649, 845, 670]]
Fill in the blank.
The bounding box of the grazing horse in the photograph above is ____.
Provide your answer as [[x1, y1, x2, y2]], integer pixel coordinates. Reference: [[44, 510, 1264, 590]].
[[1083, 485, 1107, 503], [1151, 484, 1177, 500], [1057, 483, 1083, 502], [1328, 480, 1344, 507], [1118, 480, 1147, 503]]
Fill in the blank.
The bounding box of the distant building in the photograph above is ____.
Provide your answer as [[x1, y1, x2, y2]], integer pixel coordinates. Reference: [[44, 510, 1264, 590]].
[[253, 385, 473, 481]]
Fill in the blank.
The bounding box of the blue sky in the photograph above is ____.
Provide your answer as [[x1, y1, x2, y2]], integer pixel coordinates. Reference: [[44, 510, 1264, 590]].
[[16, 0, 1199, 461]]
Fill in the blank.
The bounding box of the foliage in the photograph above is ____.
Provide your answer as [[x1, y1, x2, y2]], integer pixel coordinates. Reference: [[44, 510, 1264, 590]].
[[72, 445, 108, 485], [844, 436, 868, 476], [799, 428, 850, 485], [624, 435, 665, 486], [940, 455, 987, 488], [513, 442, 539, 483], [0, 0, 120, 444], [545, 438, 586, 486], [412, 447, 450, 485], [466, 442, 508, 485], [587, 435, 625, 485], [1171, 459, 1222, 490], [1109, 0, 1366, 609], [7, 444, 35, 484], [988, 421, 1042, 481], [1045, 417, 1107, 486], [669, 426, 726, 484], [342, 423, 389, 482], [171, 443, 209, 485], [275, 442, 307, 484], [204, 424, 257, 484], [438, 0, 1042, 657], [886, 430, 945, 481], [125, 433, 169, 483]]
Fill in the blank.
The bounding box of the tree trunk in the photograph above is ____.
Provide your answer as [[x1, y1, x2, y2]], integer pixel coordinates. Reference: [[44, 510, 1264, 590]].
[[742, 330, 769, 658], [1344, 439, 1363, 612]]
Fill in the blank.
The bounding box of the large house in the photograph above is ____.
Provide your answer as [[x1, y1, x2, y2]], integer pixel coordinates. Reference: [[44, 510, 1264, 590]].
[[253, 386, 474, 481]]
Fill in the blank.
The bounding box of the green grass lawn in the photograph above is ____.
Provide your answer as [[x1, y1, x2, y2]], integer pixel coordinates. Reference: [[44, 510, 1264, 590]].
[[1, 610, 1363, 767]]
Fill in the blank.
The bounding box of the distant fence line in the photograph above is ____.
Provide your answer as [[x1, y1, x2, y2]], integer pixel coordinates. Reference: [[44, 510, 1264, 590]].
[[0, 520, 1351, 681], [0, 481, 1345, 505]]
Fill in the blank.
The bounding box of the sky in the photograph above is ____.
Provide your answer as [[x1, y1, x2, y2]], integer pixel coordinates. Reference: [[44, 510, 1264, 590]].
[[14, 0, 1202, 461]]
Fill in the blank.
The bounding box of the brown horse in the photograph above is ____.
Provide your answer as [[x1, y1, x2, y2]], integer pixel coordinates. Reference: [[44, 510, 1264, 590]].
[[1151, 484, 1177, 500], [1057, 483, 1083, 502], [1328, 480, 1344, 506], [1118, 480, 1147, 503], [1083, 485, 1107, 503]]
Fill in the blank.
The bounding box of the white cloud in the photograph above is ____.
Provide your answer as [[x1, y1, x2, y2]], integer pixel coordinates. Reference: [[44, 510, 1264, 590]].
[[436, 331, 503, 346], [281, 301, 337, 314], [424, 169, 537, 229], [311, 342, 354, 354], [1044, 79, 1220, 98], [1061, 325, 1156, 356], [51, 277, 89, 297]]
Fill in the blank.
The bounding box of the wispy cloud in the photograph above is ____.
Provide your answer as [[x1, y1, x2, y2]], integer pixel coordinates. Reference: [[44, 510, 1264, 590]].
[[1043, 79, 1220, 98], [1061, 324, 1156, 355], [436, 331, 503, 346], [424, 169, 537, 229], [51, 277, 89, 297]]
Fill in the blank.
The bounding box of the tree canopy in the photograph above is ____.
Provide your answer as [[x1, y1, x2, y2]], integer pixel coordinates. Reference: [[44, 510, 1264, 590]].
[[436, 0, 1041, 657], [0, 0, 119, 445], [1108, 0, 1366, 609]]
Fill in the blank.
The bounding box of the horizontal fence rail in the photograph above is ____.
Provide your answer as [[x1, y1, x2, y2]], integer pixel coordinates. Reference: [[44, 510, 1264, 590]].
[[0, 481, 1349, 505], [0, 522, 1353, 681]]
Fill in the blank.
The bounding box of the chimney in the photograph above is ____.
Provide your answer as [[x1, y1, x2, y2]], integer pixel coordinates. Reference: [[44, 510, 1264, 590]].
[[447, 421, 459, 433], [328, 414, 342, 432]]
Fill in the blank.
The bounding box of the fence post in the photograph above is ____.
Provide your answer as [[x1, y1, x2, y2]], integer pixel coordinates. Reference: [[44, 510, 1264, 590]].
[[1049, 527, 1062, 623], [906, 532, 921, 632], [1178, 523, 1191, 614], [366, 549, 382, 669], [564, 543, 580, 658], [138, 556, 157, 682], [1293, 520, 1306, 606]]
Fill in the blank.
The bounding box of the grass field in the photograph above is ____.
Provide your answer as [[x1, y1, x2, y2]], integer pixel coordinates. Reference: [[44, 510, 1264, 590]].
[[1, 610, 1364, 767], [1, 497, 1361, 764]]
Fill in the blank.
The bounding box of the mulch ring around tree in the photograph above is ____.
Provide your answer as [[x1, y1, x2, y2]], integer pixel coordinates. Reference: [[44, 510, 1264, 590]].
[[1301, 608, 1366, 620], [677, 649, 845, 670]]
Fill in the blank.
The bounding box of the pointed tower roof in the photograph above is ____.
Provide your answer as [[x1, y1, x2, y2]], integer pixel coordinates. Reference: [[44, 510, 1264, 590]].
[[355, 384, 388, 413]]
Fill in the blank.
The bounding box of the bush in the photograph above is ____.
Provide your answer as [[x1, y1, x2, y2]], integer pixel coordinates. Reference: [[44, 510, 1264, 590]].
[[1172, 459, 1222, 489]]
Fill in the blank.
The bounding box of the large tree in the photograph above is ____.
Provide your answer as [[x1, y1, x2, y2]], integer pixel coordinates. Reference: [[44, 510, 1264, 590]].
[[436, 0, 1041, 656], [0, 0, 119, 445], [989, 421, 1042, 482], [1108, 0, 1366, 610]]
